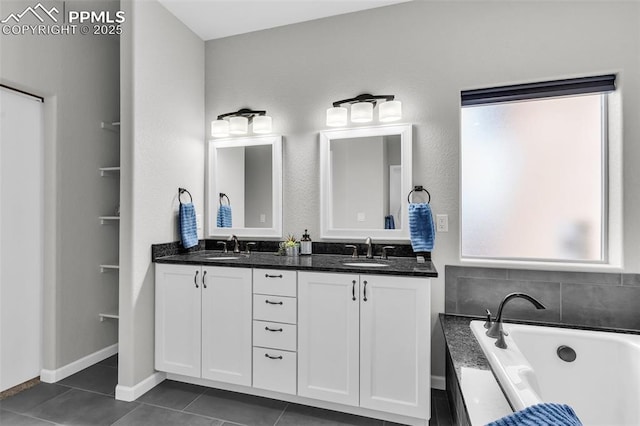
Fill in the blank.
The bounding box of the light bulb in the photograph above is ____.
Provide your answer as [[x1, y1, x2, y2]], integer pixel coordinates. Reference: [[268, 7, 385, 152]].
[[350, 102, 373, 123], [326, 107, 347, 127], [211, 119, 229, 137], [229, 116, 248, 135], [379, 100, 402, 122], [252, 115, 272, 134]]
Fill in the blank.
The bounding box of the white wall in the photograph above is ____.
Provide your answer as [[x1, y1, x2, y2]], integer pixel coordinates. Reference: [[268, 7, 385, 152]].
[[0, 0, 120, 370], [205, 1, 640, 378], [119, 0, 204, 389]]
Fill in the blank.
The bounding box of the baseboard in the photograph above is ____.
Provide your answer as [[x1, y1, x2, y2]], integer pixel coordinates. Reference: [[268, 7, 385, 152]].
[[115, 371, 166, 402], [431, 374, 446, 390], [40, 343, 118, 383]]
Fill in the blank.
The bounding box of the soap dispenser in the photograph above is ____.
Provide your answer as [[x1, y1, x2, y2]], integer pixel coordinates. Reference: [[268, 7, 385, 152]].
[[300, 229, 312, 255]]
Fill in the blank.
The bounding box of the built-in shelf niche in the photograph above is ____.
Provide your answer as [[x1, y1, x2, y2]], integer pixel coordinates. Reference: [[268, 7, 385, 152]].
[[100, 264, 120, 272], [99, 166, 121, 176], [100, 121, 121, 132], [99, 312, 119, 321], [100, 119, 120, 329]]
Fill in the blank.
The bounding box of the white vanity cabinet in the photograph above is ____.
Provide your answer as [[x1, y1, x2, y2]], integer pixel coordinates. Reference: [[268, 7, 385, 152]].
[[298, 271, 431, 419], [155, 263, 252, 386]]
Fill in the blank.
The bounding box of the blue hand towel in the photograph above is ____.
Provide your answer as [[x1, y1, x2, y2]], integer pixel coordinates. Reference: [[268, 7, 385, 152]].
[[384, 215, 396, 230], [179, 202, 198, 249], [409, 203, 435, 252], [487, 403, 583, 426], [216, 204, 232, 228]]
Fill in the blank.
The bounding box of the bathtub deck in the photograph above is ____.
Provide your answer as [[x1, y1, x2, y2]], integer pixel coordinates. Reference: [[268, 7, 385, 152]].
[[440, 314, 513, 425]]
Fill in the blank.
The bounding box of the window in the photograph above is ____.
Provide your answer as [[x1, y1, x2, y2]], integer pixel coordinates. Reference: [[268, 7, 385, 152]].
[[460, 75, 615, 263]]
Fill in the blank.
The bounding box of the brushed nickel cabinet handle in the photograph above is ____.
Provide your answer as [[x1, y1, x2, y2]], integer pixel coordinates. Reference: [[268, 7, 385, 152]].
[[265, 300, 283, 305]]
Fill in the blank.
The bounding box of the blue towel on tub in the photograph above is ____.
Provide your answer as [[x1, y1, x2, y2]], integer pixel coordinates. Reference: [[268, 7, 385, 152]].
[[216, 204, 232, 228], [486, 403, 583, 426], [179, 202, 198, 249], [409, 203, 435, 251]]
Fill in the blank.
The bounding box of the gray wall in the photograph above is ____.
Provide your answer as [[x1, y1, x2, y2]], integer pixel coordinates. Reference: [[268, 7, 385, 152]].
[[119, 0, 204, 388], [0, 0, 120, 369], [205, 1, 640, 379]]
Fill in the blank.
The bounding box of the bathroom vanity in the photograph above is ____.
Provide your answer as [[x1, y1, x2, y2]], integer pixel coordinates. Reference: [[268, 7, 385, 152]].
[[154, 251, 436, 426]]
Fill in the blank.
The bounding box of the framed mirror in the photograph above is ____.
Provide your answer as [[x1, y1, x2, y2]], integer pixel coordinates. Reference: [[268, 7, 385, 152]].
[[206, 135, 283, 238], [320, 124, 412, 240]]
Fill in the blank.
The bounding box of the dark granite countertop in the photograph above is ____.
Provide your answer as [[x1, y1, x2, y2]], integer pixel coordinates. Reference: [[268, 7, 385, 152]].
[[154, 251, 438, 277], [440, 313, 490, 379]]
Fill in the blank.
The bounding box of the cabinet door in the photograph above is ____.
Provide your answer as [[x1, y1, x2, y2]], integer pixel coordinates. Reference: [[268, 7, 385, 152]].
[[359, 275, 430, 418], [298, 272, 360, 406], [155, 264, 202, 377], [201, 266, 252, 385]]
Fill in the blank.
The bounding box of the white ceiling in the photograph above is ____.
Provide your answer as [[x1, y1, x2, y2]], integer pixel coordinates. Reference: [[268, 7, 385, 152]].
[[157, 0, 412, 41]]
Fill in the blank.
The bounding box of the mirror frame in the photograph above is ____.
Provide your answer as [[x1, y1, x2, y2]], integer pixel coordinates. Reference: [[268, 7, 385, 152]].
[[206, 135, 283, 239], [319, 124, 412, 241]]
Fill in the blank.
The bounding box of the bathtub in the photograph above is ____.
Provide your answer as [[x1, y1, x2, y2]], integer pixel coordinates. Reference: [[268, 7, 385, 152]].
[[470, 320, 640, 426]]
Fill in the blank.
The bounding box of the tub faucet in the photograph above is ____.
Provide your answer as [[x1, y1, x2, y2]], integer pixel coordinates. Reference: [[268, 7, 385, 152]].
[[486, 292, 546, 349], [227, 234, 241, 254], [365, 237, 373, 259]]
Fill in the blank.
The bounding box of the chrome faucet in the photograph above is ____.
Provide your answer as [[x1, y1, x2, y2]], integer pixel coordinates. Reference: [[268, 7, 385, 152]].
[[227, 234, 241, 254], [365, 237, 373, 259], [486, 292, 546, 349]]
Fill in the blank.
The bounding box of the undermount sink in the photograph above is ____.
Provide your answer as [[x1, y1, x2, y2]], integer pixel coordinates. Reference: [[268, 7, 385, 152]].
[[342, 262, 390, 268], [205, 256, 243, 261]]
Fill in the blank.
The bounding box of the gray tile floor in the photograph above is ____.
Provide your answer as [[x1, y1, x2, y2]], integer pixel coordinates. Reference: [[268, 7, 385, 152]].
[[0, 356, 453, 426]]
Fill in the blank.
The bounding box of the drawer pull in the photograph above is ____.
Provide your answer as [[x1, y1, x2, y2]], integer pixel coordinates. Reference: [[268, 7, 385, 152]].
[[265, 300, 283, 305], [194, 270, 199, 288], [265, 274, 283, 278], [265, 326, 283, 332], [265, 353, 283, 360], [202, 270, 207, 289]]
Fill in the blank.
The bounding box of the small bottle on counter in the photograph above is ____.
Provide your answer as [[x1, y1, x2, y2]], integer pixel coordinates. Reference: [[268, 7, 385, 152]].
[[300, 229, 312, 255]]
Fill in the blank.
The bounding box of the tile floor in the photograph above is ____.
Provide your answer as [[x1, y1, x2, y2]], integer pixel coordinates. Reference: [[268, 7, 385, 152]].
[[0, 356, 454, 426]]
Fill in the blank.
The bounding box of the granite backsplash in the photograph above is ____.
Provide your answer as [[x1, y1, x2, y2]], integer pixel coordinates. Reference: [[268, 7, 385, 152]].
[[445, 265, 640, 331], [152, 239, 429, 261]]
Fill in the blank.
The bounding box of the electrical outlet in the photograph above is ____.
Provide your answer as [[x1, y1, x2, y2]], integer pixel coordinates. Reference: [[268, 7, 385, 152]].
[[196, 214, 202, 231], [436, 214, 448, 232], [260, 214, 266, 223], [357, 212, 366, 222]]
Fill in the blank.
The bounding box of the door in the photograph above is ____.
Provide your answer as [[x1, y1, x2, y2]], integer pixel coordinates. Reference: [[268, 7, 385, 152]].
[[359, 275, 430, 418], [201, 266, 252, 385], [298, 271, 359, 406], [155, 263, 202, 377], [0, 88, 44, 392]]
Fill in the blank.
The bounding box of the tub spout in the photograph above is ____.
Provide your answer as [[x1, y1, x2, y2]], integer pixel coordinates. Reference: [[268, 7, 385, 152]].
[[486, 292, 546, 347]]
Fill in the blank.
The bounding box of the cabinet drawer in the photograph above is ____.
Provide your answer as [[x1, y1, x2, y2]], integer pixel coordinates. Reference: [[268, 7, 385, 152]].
[[253, 321, 296, 351], [253, 295, 296, 324], [253, 269, 297, 297], [252, 347, 296, 395]]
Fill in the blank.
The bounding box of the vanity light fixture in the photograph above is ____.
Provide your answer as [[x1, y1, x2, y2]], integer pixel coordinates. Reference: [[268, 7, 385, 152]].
[[211, 108, 272, 138], [326, 93, 402, 127]]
